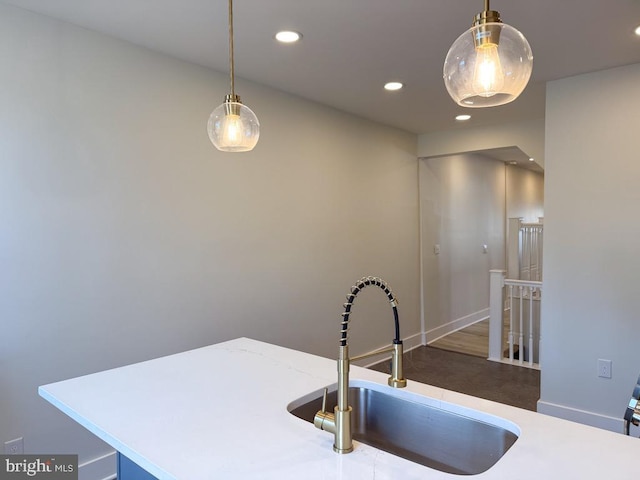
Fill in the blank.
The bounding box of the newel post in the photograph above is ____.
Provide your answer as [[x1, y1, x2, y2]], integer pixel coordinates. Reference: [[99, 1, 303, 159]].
[[488, 270, 506, 362]]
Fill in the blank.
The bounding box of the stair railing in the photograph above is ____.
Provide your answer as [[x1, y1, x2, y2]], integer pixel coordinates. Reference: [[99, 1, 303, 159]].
[[489, 270, 542, 369]]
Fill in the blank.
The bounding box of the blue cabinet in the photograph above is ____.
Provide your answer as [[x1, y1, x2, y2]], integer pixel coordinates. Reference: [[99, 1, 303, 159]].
[[117, 453, 159, 480]]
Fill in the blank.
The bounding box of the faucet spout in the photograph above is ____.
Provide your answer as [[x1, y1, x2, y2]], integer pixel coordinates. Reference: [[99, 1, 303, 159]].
[[341, 276, 407, 388], [314, 276, 407, 454], [341, 276, 401, 347]]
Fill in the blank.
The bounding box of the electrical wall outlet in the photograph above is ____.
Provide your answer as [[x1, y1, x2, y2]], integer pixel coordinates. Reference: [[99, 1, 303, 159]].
[[598, 359, 612, 379], [4, 437, 24, 454]]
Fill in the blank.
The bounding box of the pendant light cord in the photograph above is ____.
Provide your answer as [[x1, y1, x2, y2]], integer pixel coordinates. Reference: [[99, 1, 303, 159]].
[[228, 0, 235, 97]]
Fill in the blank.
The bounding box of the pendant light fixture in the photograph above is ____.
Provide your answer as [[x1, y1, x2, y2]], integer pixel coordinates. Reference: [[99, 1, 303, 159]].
[[443, 0, 533, 108], [207, 0, 260, 152]]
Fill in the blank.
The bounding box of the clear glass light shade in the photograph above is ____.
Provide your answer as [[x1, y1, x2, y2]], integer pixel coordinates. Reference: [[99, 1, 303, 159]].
[[443, 22, 533, 107], [207, 101, 260, 152]]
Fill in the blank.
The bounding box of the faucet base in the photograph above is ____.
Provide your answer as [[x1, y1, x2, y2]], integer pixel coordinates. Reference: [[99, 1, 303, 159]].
[[333, 445, 354, 454], [388, 377, 407, 388], [333, 406, 353, 453]]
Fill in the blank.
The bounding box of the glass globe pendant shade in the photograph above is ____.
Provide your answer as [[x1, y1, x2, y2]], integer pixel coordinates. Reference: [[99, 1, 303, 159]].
[[207, 97, 260, 152], [443, 22, 533, 107]]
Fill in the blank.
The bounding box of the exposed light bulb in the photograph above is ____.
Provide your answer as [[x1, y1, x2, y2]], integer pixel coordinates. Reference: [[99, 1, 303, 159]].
[[472, 43, 505, 97], [220, 113, 243, 146], [443, 3, 533, 108], [207, 100, 260, 152]]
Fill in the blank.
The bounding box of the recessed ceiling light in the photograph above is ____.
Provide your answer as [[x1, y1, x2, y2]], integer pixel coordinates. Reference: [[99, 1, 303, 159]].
[[384, 82, 403, 91], [509, 161, 518, 165], [635, 25, 640, 36], [529, 157, 535, 162], [275, 31, 302, 43], [455, 114, 471, 121]]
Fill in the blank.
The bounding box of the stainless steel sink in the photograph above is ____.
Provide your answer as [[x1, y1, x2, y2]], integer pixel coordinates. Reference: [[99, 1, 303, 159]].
[[288, 384, 518, 475]]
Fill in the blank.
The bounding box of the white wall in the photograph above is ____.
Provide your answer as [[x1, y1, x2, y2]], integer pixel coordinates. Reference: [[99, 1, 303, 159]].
[[539, 63, 640, 431], [506, 166, 544, 223], [0, 4, 420, 473], [419, 154, 506, 340]]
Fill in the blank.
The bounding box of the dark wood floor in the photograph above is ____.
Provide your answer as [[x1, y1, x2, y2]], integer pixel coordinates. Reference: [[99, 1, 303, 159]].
[[369, 345, 540, 411]]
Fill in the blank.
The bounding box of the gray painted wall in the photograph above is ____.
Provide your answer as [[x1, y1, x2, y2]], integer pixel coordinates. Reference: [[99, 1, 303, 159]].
[[0, 4, 420, 468], [420, 155, 496, 339], [539, 62, 640, 431], [506, 165, 544, 223]]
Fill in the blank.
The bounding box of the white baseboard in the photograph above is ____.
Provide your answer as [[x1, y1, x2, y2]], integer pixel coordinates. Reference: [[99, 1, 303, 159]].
[[402, 332, 424, 352], [424, 308, 489, 345], [79, 451, 116, 480], [537, 400, 625, 434], [354, 332, 424, 368]]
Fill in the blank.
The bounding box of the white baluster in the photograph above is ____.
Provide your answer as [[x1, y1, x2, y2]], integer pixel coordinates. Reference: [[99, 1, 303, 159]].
[[538, 286, 542, 366], [508, 285, 514, 361], [519, 285, 524, 364], [531, 228, 537, 280], [528, 286, 534, 366]]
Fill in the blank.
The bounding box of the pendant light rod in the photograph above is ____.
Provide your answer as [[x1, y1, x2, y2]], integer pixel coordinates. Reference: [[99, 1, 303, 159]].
[[474, 0, 500, 27], [228, 0, 235, 98]]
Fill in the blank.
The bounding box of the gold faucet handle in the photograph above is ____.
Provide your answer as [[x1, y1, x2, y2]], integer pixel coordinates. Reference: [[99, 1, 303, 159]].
[[321, 387, 328, 413], [314, 388, 336, 433]]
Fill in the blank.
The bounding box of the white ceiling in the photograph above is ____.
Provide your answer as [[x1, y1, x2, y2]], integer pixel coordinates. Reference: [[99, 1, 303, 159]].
[[3, 0, 640, 139]]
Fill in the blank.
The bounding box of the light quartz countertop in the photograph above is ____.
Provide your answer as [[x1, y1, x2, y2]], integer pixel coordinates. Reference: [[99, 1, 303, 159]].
[[40, 338, 637, 479]]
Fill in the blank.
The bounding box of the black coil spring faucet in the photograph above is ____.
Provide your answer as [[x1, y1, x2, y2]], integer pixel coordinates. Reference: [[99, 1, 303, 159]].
[[340, 276, 401, 347], [314, 276, 407, 454]]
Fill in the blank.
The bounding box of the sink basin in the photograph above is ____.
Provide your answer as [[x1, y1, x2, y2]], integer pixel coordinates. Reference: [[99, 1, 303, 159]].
[[288, 382, 518, 475]]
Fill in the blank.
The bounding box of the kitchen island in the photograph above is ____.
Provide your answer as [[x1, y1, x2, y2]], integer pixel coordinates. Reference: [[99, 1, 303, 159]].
[[39, 338, 637, 479]]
